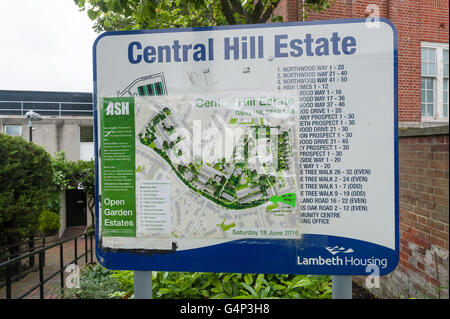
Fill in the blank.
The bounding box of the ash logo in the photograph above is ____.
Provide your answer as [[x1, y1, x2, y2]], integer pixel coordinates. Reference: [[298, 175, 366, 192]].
[[325, 246, 354, 255], [105, 101, 129, 116]]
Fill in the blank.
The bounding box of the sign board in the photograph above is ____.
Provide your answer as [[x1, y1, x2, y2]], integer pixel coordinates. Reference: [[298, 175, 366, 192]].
[[94, 18, 398, 275]]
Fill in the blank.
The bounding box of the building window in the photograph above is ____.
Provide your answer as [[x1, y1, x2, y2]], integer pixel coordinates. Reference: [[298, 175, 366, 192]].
[[80, 126, 93, 143], [4, 125, 22, 136], [421, 77, 434, 117], [80, 126, 94, 160], [421, 43, 449, 121]]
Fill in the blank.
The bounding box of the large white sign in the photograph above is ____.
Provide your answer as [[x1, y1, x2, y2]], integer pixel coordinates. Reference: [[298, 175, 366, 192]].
[[94, 19, 398, 275]]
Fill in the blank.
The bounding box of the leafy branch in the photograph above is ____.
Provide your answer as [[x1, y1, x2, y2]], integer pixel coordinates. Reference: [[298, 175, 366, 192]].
[[74, 0, 331, 31]]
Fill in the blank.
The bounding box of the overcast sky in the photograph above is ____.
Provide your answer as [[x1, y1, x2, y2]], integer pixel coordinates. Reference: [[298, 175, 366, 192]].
[[0, 0, 98, 92]]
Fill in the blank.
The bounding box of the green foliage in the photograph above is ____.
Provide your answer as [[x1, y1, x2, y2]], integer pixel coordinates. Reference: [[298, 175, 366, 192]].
[[63, 264, 123, 299], [68, 265, 331, 299], [51, 151, 71, 191], [155, 272, 331, 299], [45, 192, 61, 213], [51, 151, 95, 226], [75, 0, 330, 31], [107, 269, 331, 299], [110, 270, 135, 298], [51, 151, 94, 193], [38, 210, 60, 235], [0, 134, 53, 244], [302, 0, 331, 19]]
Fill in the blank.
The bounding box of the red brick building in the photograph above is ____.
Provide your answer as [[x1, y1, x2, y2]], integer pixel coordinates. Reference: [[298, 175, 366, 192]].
[[275, 0, 449, 124], [275, 0, 449, 299]]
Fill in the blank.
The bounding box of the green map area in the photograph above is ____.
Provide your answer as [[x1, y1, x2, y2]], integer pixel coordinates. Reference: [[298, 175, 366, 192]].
[[217, 219, 236, 232], [269, 193, 297, 207]]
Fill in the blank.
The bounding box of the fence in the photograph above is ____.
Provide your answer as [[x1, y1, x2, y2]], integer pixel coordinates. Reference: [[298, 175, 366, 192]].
[[0, 230, 94, 299], [0, 235, 46, 275], [0, 100, 93, 117]]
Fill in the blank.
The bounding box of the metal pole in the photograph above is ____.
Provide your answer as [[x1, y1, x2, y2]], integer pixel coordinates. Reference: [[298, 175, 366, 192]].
[[84, 234, 88, 264], [28, 236, 35, 268], [60, 242, 64, 297], [6, 264, 11, 299], [332, 275, 352, 299], [74, 238, 78, 265], [28, 120, 32, 142], [42, 236, 46, 266], [89, 233, 93, 263], [39, 251, 45, 299], [134, 271, 152, 299]]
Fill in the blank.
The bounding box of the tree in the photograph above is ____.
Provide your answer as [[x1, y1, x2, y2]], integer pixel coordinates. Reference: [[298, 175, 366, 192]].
[[0, 134, 53, 247], [74, 0, 330, 31]]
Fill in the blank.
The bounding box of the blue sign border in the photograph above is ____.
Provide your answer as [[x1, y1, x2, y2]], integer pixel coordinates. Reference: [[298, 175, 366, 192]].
[[93, 18, 399, 275]]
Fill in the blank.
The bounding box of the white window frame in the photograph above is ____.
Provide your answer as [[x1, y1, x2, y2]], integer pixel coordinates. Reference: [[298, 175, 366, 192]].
[[4, 124, 22, 136], [421, 42, 449, 122]]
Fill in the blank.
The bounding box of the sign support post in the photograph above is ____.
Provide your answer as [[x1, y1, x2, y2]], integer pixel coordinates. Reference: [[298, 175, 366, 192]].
[[134, 271, 152, 299], [332, 275, 352, 299]]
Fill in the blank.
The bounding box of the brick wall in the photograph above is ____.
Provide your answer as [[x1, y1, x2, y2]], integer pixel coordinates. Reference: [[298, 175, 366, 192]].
[[273, 0, 299, 22], [420, 0, 449, 43], [354, 127, 449, 298], [276, 0, 449, 123], [396, 128, 448, 298]]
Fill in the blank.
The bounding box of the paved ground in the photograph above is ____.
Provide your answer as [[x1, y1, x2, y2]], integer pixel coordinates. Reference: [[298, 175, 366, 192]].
[[61, 226, 87, 241], [0, 233, 96, 299]]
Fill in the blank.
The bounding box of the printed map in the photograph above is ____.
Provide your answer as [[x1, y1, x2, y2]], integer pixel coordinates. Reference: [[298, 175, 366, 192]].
[[133, 95, 303, 240]]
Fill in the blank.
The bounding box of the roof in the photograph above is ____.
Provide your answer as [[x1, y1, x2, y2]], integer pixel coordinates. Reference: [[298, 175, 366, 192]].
[[0, 90, 93, 117]]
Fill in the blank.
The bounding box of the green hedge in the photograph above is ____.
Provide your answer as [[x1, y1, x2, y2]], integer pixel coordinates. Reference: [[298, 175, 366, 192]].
[[39, 210, 60, 235], [0, 133, 53, 244]]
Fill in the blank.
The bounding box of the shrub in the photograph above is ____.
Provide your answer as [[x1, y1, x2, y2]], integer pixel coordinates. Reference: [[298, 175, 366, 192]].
[[110, 270, 135, 298], [0, 133, 53, 244], [109, 270, 331, 299], [46, 192, 61, 213], [63, 264, 122, 299], [150, 272, 331, 299], [38, 210, 60, 235], [69, 264, 332, 299]]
